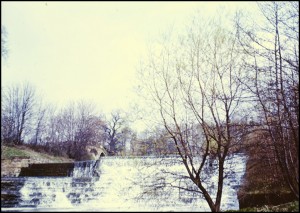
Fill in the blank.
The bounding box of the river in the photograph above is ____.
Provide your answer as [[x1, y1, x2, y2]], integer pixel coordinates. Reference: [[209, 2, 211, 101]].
[[1, 154, 247, 212]]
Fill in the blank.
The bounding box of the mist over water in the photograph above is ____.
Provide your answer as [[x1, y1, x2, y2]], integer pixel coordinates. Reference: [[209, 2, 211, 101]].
[[2, 154, 247, 212]]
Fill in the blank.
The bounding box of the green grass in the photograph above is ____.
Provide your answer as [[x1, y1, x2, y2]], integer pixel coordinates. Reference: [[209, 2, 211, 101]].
[[1, 145, 73, 162], [1, 145, 30, 158]]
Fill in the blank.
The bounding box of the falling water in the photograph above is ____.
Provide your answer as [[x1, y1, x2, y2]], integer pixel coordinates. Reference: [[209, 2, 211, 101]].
[[71, 160, 100, 178], [1, 154, 247, 212]]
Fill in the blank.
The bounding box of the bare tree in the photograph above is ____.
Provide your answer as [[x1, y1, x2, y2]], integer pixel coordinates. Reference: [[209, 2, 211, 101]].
[[1, 25, 8, 58], [236, 1, 299, 199], [2, 83, 36, 145], [61, 102, 77, 143], [72, 101, 103, 159], [30, 100, 48, 146], [102, 110, 126, 155], [140, 16, 248, 212], [40, 101, 106, 159]]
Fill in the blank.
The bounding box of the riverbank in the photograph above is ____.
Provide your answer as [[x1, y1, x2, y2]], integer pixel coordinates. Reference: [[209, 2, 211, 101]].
[[2, 145, 74, 162], [1, 145, 74, 177], [226, 201, 299, 212]]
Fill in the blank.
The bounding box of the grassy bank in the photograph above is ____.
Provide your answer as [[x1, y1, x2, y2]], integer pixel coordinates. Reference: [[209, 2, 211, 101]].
[[1, 145, 73, 163]]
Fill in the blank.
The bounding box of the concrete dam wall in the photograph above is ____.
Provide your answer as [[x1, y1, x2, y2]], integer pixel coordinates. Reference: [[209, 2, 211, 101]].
[[19, 160, 101, 177], [19, 163, 75, 177]]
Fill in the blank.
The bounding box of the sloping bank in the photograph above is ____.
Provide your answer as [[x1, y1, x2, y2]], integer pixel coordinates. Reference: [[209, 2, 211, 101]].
[[1, 145, 74, 177], [237, 154, 298, 209]]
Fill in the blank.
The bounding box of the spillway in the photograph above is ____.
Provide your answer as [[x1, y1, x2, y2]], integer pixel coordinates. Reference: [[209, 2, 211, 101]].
[[1, 154, 247, 211]]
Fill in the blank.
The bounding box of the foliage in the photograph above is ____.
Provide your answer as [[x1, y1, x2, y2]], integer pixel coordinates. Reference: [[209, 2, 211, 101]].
[[225, 201, 299, 212]]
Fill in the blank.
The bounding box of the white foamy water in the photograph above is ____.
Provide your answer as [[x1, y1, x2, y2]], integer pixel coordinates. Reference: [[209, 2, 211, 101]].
[[2, 154, 247, 212]]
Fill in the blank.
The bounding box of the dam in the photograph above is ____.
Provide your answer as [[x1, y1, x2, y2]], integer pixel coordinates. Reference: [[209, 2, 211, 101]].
[[1, 154, 247, 211]]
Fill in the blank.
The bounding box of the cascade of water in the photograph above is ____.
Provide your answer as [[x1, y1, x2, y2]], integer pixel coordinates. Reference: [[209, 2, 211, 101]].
[[80, 154, 248, 211], [18, 176, 102, 208], [71, 160, 100, 178], [15, 160, 102, 209], [2, 154, 247, 211]]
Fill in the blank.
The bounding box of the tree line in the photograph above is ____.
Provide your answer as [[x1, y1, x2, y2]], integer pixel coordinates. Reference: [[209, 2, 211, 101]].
[[138, 1, 298, 211], [1, 84, 178, 159]]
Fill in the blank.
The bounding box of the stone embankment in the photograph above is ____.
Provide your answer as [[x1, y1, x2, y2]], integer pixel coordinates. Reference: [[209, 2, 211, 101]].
[[1, 155, 76, 177], [1, 157, 30, 177], [1, 144, 106, 177]]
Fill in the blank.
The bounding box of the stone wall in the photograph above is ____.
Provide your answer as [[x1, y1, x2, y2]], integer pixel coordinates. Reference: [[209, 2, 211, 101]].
[[1, 157, 30, 177]]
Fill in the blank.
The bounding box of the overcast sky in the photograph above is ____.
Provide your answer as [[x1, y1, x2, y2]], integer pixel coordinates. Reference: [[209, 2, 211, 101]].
[[1, 1, 257, 116]]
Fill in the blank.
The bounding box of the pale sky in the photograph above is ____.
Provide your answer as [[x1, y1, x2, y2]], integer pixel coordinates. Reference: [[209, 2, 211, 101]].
[[1, 1, 257, 116]]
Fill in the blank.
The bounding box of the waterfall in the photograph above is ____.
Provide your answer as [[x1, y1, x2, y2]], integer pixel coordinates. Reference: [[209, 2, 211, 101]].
[[71, 160, 100, 178], [1, 154, 247, 211]]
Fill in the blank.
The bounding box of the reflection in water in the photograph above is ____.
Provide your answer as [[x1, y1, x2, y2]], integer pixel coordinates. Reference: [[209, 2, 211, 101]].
[[1, 154, 247, 212]]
